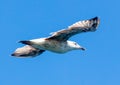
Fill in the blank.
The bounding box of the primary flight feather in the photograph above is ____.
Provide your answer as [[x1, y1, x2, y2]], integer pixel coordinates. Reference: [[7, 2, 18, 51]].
[[11, 17, 100, 57]]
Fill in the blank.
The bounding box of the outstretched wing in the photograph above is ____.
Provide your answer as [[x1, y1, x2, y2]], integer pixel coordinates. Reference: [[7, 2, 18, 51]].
[[47, 17, 100, 41], [11, 45, 45, 57]]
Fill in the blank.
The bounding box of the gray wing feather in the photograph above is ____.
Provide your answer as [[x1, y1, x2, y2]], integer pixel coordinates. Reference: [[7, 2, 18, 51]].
[[47, 17, 100, 41], [11, 45, 45, 57]]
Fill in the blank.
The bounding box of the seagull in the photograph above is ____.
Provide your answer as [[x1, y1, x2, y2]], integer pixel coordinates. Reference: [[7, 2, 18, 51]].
[[11, 17, 100, 57]]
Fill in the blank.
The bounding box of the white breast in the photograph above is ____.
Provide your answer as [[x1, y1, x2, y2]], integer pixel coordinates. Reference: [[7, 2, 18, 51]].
[[30, 38, 73, 53]]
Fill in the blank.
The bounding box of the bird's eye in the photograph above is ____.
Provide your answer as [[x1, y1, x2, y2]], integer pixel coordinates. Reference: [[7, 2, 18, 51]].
[[74, 42, 77, 45]]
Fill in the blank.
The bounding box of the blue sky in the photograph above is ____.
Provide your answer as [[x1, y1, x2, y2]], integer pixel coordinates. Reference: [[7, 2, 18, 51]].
[[0, 0, 120, 85]]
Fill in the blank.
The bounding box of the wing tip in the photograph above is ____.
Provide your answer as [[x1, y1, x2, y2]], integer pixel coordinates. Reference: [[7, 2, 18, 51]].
[[90, 16, 100, 31], [93, 16, 100, 24]]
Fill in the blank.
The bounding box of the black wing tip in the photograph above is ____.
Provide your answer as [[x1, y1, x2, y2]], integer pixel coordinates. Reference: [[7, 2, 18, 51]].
[[19, 40, 32, 45], [11, 52, 37, 57], [11, 52, 20, 57], [11, 53, 15, 56], [91, 16, 99, 21], [11, 53, 20, 57], [93, 16, 98, 19], [11, 50, 45, 58], [94, 16, 100, 22], [91, 16, 100, 28]]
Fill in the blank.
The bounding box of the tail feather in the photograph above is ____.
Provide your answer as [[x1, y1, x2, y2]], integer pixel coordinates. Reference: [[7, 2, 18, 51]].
[[19, 40, 32, 45]]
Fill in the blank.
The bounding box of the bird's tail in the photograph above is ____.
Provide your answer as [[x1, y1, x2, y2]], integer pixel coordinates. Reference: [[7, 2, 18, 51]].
[[19, 40, 33, 45]]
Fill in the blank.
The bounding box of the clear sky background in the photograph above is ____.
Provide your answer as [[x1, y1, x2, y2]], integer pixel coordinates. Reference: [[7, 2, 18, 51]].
[[0, 0, 120, 85]]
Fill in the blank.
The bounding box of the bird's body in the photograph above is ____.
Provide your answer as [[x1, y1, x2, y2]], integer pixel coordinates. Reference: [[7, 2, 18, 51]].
[[11, 17, 100, 57], [31, 38, 68, 53], [26, 38, 84, 53]]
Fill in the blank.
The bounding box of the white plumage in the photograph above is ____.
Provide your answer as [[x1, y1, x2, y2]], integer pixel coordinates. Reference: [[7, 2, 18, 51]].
[[11, 17, 100, 57]]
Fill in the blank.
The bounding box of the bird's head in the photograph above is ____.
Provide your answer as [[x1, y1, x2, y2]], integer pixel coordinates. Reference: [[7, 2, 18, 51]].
[[67, 41, 85, 51]]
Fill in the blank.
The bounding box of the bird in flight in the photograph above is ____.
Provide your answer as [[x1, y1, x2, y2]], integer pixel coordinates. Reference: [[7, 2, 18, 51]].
[[11, 17, 100, 58]]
